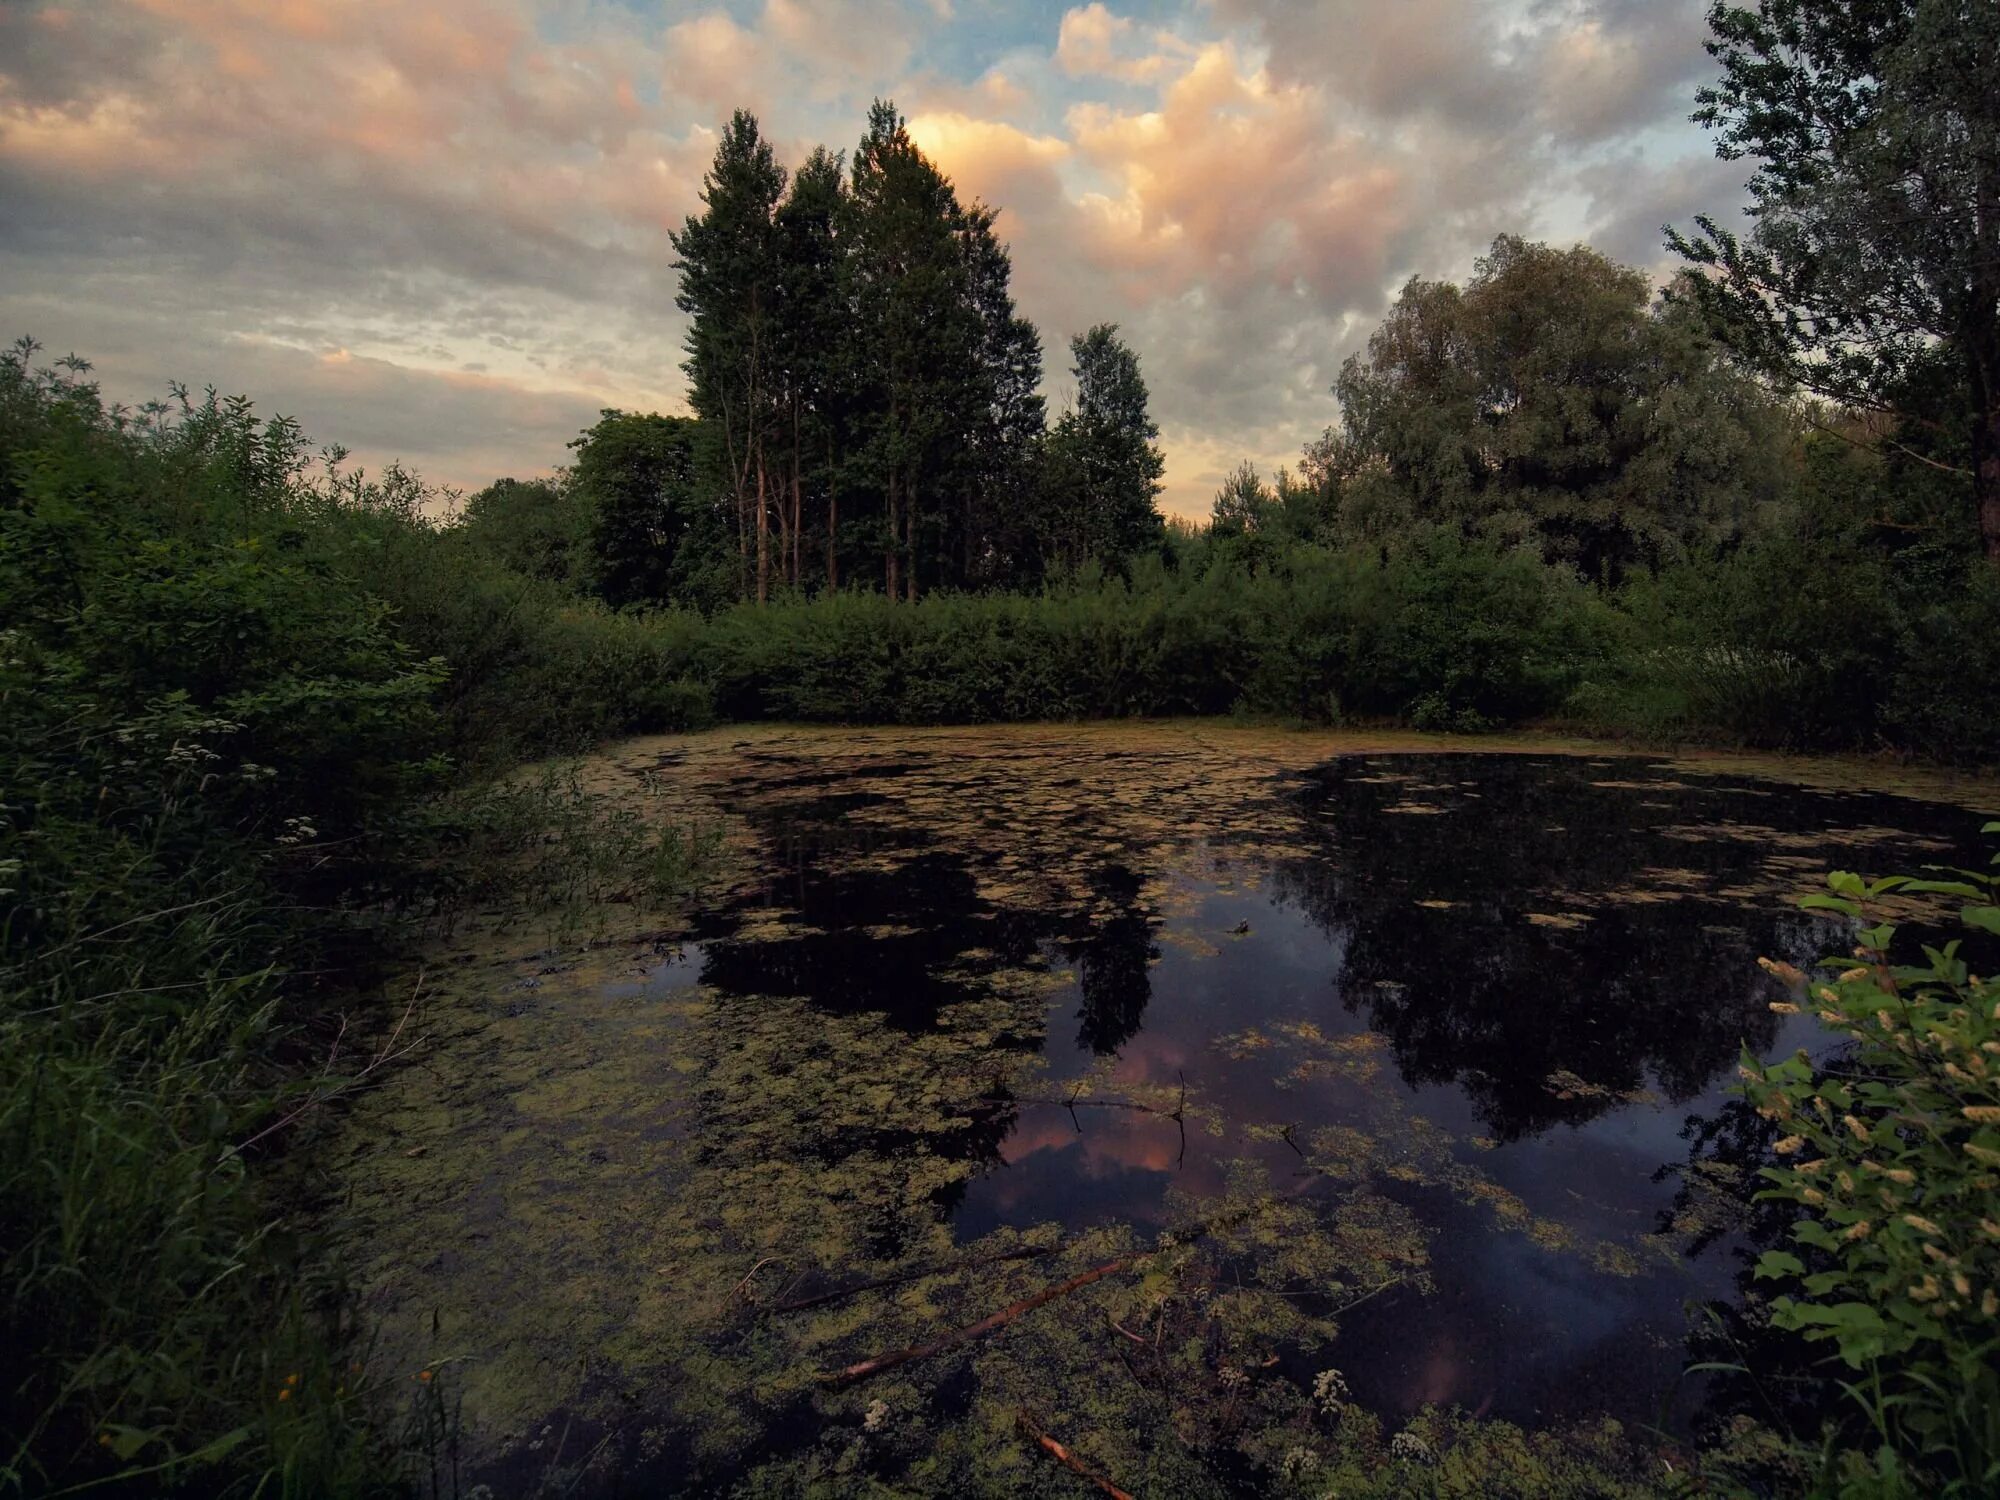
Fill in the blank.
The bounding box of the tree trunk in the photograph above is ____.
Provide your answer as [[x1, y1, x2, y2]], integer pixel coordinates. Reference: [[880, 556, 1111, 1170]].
[[755, 452, 770, 605], [1979, 383, 2000, 563], [886, 467, 900, 601], [791, 406, 803, 588], [905, 491, 918, 602], [827, 442, 840, 592]]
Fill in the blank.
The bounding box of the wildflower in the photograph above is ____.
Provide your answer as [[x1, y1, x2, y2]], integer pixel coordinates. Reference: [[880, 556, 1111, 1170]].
[[1800, 1186, 1826, 1205], [1842, 1220, 1871, 1242], [1909, 1275, 1941, 1302], [1843, 1115, 1871, 1143], [1389, 1431, 1436, 1466], [1281, 1446, 1321, 1479], [1963, 1106, 2000, 1125], [1768, 1001, 1800, 1015], [285, 1372, 299, 1386], [1839, 967, 1870, 982], [1903, 1214, 1944, 1237], [1876, 1010, 1896, 1032], [1312, 1368, 1350, 1414], [1817, 986, 1840, 1005], [1883, 1167, 1916, 1185], [862, 1398, 890, 1434], [1758, 957, 1805, 985], [1981, 1219, 2000, 1240], [417, 1370, 433, 1383], [277, 1388, 292, 1403], [1773, 1135, 1806, 1155], [1952, 1272, 1972, 1299]]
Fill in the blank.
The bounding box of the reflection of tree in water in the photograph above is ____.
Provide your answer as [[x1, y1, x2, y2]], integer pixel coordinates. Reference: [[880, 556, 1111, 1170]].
[[1069, 864, 1157, 1055], [1259, 756, 1919, 1141], [1657, 1088, 1872, 1462]]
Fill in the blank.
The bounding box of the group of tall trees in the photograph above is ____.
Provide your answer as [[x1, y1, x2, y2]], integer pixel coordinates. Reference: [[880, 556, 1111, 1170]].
[[665, 102, 1162, 605]]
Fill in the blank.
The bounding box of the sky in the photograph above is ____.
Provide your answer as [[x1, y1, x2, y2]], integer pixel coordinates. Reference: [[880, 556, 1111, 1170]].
[[0, 0, 1748, 518]]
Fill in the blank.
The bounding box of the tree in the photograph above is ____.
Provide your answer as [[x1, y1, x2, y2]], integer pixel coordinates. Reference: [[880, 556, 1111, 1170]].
[[672, 110, 786, 602], [1668, 0, 2000, 559], [569, 411, 704, 609], [952, 203, 1046, 588], [1039, 325, 1165, 573], [773, 146, 851, 591], [1208, 461, 1275, 538], [456, 477, 594, 589], [847, 100, 980, 601], [1319, 235, 1786, 577]]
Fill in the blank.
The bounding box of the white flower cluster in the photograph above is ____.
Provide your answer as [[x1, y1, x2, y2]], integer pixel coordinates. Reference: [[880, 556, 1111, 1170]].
[[276, 816, 319, 847], [1389, 1430, 1435, 1465], [1311, 1367, 1349, 1415], [1279, 1445, 1319, 1479], [862, 1398, 890, 1434]]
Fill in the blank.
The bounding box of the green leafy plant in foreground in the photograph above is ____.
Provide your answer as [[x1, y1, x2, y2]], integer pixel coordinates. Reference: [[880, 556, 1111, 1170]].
[[1739, 837, 2000, 1497]]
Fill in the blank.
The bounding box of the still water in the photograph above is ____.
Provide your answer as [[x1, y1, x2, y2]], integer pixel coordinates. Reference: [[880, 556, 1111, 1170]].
[[336, 731, 1998, 1494]]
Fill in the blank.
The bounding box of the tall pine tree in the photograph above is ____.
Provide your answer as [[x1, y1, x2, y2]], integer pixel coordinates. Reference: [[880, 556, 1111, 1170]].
[[672, 111, 786, 602]]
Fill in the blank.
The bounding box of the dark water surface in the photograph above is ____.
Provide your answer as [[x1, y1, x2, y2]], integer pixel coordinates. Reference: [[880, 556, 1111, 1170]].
[[691, 752, 1995, 1437]]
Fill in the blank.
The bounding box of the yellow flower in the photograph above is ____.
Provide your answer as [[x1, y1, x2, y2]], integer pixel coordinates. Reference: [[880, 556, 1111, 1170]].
[[1903, 1214, 1944, 1237], [1841, 1219, 1871, 1242], [277, 1388, 292, 1403], [1773, 1135, 1806, 1155], [417, 1370, 433, 1383], [1844, 1115, 1871, 1143], [1768, 1001, 1800, 1015], [1963, 1106, 2000, 1125], [1839, 966, 1870, 983]]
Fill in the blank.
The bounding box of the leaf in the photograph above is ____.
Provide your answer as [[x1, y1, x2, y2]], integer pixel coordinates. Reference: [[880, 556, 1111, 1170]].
[[1800, 894, 1861, 917], [1961, 905, 2000, 937], [1901, 880, 1986, 900], [1827, 870, 1866, 897], [1754, 1250, 1805, 1281]]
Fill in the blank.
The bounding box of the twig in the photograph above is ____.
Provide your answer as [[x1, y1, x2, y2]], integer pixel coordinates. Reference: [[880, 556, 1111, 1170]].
[[823, 1255, 1141, 1385], [1017, 1414, 1135, 1500], [818, 1200, 1273, 1385], [771, 1245, 1055, 1315], [1107, 1316, 1148, 1346], [727, 1257, 781, 1305], [222, 969, 427, 1161]]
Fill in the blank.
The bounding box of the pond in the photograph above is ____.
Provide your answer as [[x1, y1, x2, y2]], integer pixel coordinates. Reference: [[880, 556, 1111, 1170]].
[[329, 726, 1998, 1497]]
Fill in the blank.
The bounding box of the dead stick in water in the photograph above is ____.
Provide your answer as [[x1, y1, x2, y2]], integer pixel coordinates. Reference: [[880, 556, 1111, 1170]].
[[770, 1244, 1055, 1315], [823, 1256, 1139, 1385], [818, 1200, 1271, 1385], [1017, 1414, 1135, 1500]]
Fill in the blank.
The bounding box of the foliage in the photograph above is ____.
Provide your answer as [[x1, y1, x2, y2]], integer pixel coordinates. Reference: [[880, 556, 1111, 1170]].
[[1739, 860, 2000, 1496], [0, 340, 717, 1495], [1309, 235, 1788, 579], [1670, 0, 2000, 558]]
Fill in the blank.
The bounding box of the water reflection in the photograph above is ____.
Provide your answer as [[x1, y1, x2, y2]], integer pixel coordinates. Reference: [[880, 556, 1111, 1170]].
[[708, 752, 1994, 1432]]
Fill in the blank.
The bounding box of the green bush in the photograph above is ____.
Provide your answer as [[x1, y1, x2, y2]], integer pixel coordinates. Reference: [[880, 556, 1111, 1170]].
[[1739, 858, 2000, 1497]]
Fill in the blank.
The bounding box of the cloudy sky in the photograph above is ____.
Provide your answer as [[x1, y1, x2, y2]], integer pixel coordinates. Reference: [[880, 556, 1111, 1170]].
[[0, 0, 1746, 517]]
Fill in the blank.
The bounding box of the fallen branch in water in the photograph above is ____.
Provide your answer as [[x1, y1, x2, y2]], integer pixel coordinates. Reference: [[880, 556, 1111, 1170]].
[[817, 1199, 1274, 1385], [770, 1244, 1056, 1315], [823, 1255, 1138, 1385], [1017, 1414, 1135, 1500]]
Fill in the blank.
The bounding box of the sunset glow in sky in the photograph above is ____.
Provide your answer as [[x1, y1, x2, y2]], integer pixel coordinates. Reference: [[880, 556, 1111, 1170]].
[[0, 1, 1745, 516]]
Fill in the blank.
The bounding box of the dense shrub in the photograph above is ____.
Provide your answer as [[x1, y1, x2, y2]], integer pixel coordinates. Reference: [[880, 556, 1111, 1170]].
[[1740, 864, 2000, 1497], [692, 532, 1606, 730]]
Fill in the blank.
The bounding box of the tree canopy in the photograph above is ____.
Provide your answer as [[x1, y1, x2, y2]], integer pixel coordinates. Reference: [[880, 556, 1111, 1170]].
[[1669, 0, 2000, 559]]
